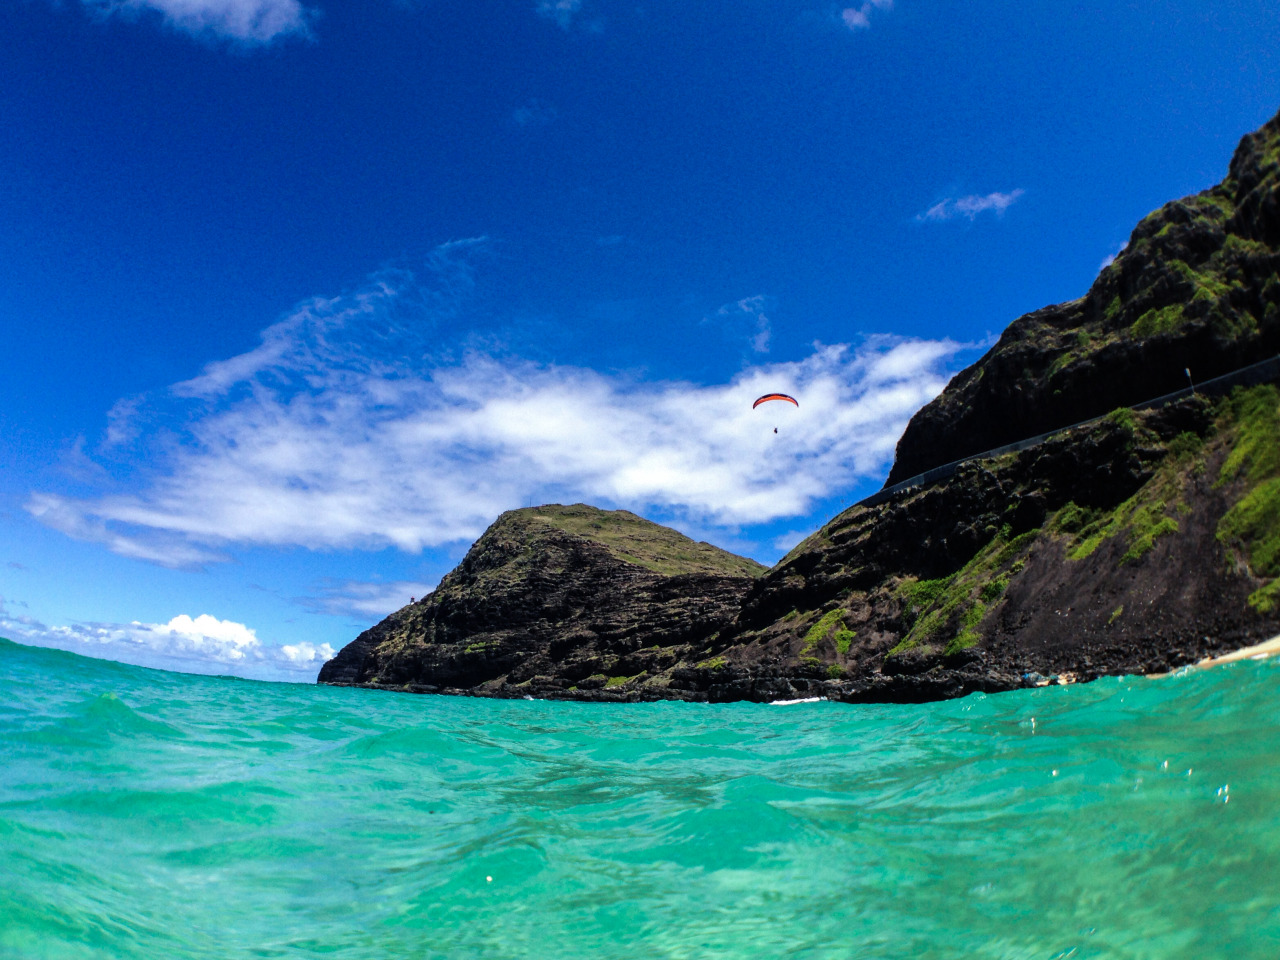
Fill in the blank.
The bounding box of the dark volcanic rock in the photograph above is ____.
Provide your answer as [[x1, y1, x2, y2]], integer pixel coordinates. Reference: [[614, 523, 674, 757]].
[[702, 392, 1280, 702], [323, 390, 1280, 705], [887, 107, 1280, 485], [321, 109, 1280, 705], [318, 504, 767, 701]]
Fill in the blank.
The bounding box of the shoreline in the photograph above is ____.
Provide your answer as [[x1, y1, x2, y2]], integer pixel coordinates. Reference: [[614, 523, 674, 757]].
[[1185, 633, 1280, 671]]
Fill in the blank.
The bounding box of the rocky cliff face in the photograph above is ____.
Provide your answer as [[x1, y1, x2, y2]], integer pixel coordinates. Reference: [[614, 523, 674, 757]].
[[317, 504, 766, 699], [691, 387, 1280, 702], [320, 109, 1280, 704], [887, 108, 1280, 485], [321, 387, 1280, 703]]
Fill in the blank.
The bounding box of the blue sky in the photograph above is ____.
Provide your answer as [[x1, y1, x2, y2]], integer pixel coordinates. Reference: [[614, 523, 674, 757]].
[[2, 0, 1278, 680]]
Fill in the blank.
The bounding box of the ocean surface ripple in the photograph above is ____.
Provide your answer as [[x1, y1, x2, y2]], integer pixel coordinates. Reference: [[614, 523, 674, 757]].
[[3, 637, 1279, 958]]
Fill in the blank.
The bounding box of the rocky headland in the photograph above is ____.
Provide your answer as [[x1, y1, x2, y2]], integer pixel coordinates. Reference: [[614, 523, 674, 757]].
[[318, 504, 767, 698], [320, 108, 1280, 704]]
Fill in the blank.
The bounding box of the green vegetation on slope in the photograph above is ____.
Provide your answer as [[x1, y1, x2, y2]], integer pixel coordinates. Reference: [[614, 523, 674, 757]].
[[1131, 304, 1186, 338], [1059, 386, 1280, 614], [1216, 386, 1280, 611], [1119, 191, 1263, 342], [1217, 386, 1280, 485], [800, 609, 854, 657], [1220, 479, 1280, 575], [1056, 493, 1181, 566], [518, 504, 767, 579], [889, 525, 1038, 658], [1052, 410, 1187, 565]]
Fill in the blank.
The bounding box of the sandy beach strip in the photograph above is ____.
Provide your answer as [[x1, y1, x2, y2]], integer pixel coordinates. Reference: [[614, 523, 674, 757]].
[[1186, 634, 1280, 671]]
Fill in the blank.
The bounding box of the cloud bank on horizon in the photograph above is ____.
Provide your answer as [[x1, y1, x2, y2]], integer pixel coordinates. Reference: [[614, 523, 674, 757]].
[[26, 243, 970, 571], [0, 600, 331, 681]]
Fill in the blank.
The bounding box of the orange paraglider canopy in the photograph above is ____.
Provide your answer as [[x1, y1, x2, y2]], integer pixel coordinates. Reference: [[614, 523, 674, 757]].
[[752, 393, 798, 409]]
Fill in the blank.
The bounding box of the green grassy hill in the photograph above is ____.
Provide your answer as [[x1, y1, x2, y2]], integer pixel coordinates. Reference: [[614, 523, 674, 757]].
[[516, 504, 767, 579]]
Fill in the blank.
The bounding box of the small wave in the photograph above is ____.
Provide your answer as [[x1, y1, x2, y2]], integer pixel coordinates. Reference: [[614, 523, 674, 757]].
[[769, 696, 826, 705]]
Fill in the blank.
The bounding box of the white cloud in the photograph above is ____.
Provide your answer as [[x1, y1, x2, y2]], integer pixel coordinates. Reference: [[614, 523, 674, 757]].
[[143, 613, 261, 659], [841, 0, 891, 31], [536, 0, 581, 29], [28, 247, 969, 569], [279, 640, 336, 664], [918, 189, 1025, 222], [0, 599, 330, 681], [80, 0, 314, 44], [841, 6, 869, 29], [27, 493, 228, 568]]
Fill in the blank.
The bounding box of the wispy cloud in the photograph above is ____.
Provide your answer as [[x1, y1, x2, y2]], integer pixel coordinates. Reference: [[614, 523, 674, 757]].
[[772, 529, 812, 554], [711, 295, 774, 354], [840, 0, 892, 31], [28, 243, 969, 569], [511, 99, 558, 128], [918, 189, 1026, 222], [0, 600, 330, 681], [1100, 240, 1129, 271], [78, 0, 314, 44], [536, 0, 581, 29], [297, 579, 437, 619]]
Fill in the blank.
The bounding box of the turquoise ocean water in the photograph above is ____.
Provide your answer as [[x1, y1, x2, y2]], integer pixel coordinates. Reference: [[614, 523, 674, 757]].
[[2, 637, 1279, 959]]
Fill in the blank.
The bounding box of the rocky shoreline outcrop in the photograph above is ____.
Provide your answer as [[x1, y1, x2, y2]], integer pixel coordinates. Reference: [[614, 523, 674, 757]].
[[318, 505, 767, 699], [320, 108, 1280, 704]]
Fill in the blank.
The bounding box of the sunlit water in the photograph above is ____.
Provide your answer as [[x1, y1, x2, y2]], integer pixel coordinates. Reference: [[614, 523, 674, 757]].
[[3, 637, 1280, 959]]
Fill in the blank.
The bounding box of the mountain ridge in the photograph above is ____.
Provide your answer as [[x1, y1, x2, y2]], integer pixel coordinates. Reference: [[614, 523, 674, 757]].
[[317, 504, 763, 698], [320, 107, 1280, 703], [887, 108, 1280, 484]]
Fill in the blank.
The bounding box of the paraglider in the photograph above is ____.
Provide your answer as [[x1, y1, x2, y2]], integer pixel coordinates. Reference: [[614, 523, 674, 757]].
[[752, 393, 798, 409], [753, 393, 798, 433]]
